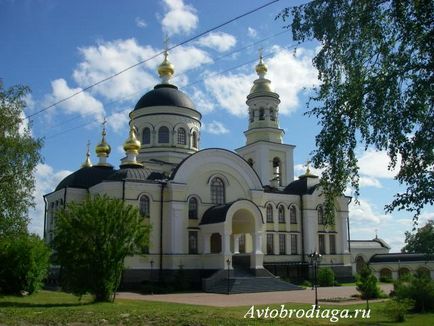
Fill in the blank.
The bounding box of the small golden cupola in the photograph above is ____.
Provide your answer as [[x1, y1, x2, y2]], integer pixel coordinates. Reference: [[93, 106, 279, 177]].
[[95, 119, 112, 167], [158, 38, 175, 84], [250, 49, 273, 94], [122, 123, 143, 166], [81, 140, 93, 168]]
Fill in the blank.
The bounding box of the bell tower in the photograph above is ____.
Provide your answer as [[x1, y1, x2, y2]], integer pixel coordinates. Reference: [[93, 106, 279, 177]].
[[236, 50, 295, 188]]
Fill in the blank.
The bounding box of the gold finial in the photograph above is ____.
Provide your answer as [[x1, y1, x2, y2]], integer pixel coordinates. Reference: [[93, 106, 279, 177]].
[[255, 47, 268, 76], [95, 117, 111, 158], [123, 124, 141, 154], [306, 160, 312, 175], [81, 140, 92, 168], [158, 34, 174, 83]]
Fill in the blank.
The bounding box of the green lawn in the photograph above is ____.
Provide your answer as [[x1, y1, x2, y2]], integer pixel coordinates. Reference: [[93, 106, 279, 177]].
[[0, 291, 433, 325]]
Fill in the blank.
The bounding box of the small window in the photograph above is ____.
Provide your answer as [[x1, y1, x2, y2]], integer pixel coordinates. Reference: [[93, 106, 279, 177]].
[[192, 131, 198, 148], [273, 157, 282, 186], [319, 234, 326, 254], [210, 233, 222, 253], [279, 234, 286, 255], [278, 205, 285, 223], [290, 206, 297, 224], [158, 126, 170, 143], [188, 197, 198, 219], [329, 234, 336, 254], [259, 108, 265, 120], [267, 233, 274, 255], [291, 234, 298, 254], [318, 206, 324, 225], [266, 204, 273, 223], [139, 195, 150, 217], [270, 109, 276, 121], [142, 127, 151, 144], [210, 177, 225, 205], [177, 127, 186, 145], [188, 231, 198, 254]]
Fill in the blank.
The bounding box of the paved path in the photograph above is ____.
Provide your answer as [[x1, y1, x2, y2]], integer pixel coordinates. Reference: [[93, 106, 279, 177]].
[[117, 284, 393, 307]]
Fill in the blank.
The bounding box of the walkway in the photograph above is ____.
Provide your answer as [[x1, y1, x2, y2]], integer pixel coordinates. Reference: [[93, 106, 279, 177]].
[[117, 284, 393, 307]]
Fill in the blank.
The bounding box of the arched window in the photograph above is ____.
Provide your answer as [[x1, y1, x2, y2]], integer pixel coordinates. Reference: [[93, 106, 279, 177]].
[[278, 205, 285, 223], [210, 233, 222, 253], [210, 177, 225, 205], [270, 108, 276, 121], [177, 127, 186, 145], [192, 131, 198, 148], [139, 195, 150, 217], [318, 205, 324, 225], [142, 127, 150, 144], [259, 108, 265, 120], [290, 206, 297, 224], [273, 157, 281, 186], [188, 197, 198, 219], [266, 204, 273, 223], [158, 126, 169, 143]]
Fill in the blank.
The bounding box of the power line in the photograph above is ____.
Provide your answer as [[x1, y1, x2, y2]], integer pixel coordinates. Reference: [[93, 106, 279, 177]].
[[25, 0, 281, 120]]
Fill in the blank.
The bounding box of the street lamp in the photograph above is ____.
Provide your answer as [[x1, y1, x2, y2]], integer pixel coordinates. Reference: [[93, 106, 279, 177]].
[[226, 258, 231, 295], [150, 260, 154, 294], [308, 251, 322, 308]]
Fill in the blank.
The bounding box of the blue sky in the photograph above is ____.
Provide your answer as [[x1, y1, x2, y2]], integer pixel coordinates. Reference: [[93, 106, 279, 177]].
[[1, 0, 431, 251]]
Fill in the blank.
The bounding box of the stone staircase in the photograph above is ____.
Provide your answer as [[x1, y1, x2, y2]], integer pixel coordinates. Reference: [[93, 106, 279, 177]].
[[203, 267, 303, 294]]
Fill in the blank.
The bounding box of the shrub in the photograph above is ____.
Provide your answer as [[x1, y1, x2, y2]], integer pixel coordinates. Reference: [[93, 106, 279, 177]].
[[380, 276, 393, 283], [0, 234, 50, 295], [383, 299, 414, 322], [301, 280, 312, 288], [394, 272, 434, 312], [318, 267, 335, 287]]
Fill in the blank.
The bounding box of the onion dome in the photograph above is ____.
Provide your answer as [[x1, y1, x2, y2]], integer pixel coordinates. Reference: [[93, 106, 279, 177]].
[[250, 50, 273, 94], [80, 141, 92, 168], [122, 124, 143, 167], [95, 120, 112, 167], [158, 50, 175, 84]]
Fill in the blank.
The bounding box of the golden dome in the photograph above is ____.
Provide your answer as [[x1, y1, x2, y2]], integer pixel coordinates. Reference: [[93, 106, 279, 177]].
[[158, 51, 174, 80], [123, 124, 141, 153], [81, 141, 93, 168], [250, 79, 273, 93], [255, 57, 268, 75], [95, 127, 111, 157]]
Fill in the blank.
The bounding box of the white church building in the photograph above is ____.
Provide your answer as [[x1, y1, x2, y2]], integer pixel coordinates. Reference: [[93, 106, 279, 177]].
[[44, 50, 388, 292]]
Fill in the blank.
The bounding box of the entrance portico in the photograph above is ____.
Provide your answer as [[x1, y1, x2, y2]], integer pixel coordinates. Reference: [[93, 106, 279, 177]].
[[200, 199, 264, 270]]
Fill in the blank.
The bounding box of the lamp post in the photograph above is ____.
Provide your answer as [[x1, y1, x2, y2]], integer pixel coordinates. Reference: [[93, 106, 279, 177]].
[[150, 260, 154, 294], [226, 258, 231, 295], [308, 251, 322, 308]]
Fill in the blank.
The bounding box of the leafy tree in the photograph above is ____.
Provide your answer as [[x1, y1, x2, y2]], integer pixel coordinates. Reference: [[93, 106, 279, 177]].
[[356, 266, 383, 309], [402, 220, 434, 255], [394, 271, 434, 312], [0, 234, 50, 295], [53, 195, 151, 302], [0, 81, 43, 236], [278, 0, 433, 224]]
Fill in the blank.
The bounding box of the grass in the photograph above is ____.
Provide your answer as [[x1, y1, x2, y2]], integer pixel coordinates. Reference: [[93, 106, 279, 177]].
[[0, 290, 433, 325]]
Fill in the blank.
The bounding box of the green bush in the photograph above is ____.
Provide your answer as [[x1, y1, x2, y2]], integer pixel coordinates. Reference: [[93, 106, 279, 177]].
[[0, 234, 50, 295], [356, 266, 383, 299], [380, 276, 393, 283], [394, 272, 434, 312], [318, 267, 335, 287], [383, 299, 414, 322], [301, 280, 312, 288]]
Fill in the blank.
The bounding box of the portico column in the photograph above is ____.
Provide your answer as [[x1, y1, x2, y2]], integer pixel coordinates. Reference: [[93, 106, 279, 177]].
[[254, 231, 263, 254], [233, 234, 240, 254], [222, 232, 231, 255], [340, 212, 349, 253]]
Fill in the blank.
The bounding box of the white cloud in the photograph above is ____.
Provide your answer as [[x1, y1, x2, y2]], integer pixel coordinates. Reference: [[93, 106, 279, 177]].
[[190, 87, 214, 113], [349, 199, 391, 224], [170, 45, 213, 74], [161, 0, 198, 35], [197, 32, 236, 52], [358, 148, 400, 179], [135, 17, 147, 28], [28, 164, 72, 237], [72, 38, 159, 101], [107, 109, 130, 134], [203, 120, 229, 135], [205, 46, 318, 116], [46, 79, 105, 121], [247, 27, 257, 38], [359, 176, 382, 188], [294, 163, 324, 177]]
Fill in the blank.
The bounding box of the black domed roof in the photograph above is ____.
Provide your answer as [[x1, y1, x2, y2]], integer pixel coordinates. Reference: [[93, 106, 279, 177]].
[[105, 165, 151, 181], [134, 84, 195, 110], [55, 166, 114, 191]]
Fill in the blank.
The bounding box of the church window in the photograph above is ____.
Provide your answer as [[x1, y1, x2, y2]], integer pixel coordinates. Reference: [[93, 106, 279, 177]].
[[279, 234, 286, 255], [266, 204, 273, 223], [329, 234, 336, 254], [210, 233, 222, 253], [177, 127, 186, 145], [318, 205, 325, 225], [188, 231, 198, 254], [139, 195, 150, 217], [270, 108, 276, 121], [278, 205, 285, 223], [142, 127, 151, 144], [266, 233, 274, 254], [259, 108, 265, 120], [158, 126, 170, 144], [290, 206, 297, 224], [273, 157, 282, 186], [291, 234, 298, 254], [188, 197, 198, 219], [210, 177, 225, 205], [318, 234, 326, 254], [192, 131, 198, 148]]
